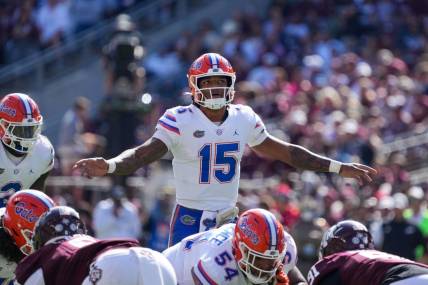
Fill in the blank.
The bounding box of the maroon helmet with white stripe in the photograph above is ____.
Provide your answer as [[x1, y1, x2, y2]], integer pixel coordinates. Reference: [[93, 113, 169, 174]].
[[232, 208, 286, 284], [0, 93, 43, 153]]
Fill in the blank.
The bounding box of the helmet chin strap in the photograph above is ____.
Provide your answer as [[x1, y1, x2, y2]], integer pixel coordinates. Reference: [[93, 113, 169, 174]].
[[203, 98, 227, 110]]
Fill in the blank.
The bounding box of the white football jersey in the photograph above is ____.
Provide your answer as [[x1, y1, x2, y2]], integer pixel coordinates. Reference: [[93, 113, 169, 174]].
[[153, 104, 267, 211], [163, 224, 298, 285], [0, 135, 54, 206]]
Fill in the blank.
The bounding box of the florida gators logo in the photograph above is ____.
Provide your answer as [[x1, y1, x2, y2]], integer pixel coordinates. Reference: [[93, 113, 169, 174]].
[[180, 215, 196, 226], [0, 103, 16, 117], [192, 61, 203, 70], [193, 130, 205, 138], [15, 202, 39, 223], [238, 217, 259, 244]]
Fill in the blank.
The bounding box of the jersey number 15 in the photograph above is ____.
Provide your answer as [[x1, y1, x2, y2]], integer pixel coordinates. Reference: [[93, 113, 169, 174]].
[[199, 142, 239, 184]]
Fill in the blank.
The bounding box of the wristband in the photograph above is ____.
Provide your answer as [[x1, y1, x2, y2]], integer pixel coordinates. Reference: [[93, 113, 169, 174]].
[[329, 160, 342, 173], [107, 160, 117, 174]]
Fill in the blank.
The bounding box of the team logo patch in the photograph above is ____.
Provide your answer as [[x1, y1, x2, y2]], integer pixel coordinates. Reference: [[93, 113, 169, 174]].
[[0, 104, 16, 117], [15, 202, 39, 223], [216, 129, 223, 136], [89, 264, 103, 284], [180, 215, 196, 225], [193, 130, 205, 138], [192, 61, 203, 70], [238, 217, 259, 244]]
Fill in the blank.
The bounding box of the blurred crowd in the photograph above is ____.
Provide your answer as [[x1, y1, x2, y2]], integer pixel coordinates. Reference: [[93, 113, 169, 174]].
[[0, 0, 147, 66], [39, 0, 428, 272]]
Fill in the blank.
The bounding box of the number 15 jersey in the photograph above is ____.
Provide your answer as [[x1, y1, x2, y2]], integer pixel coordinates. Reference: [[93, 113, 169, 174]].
[[153, 104, 267, 211]]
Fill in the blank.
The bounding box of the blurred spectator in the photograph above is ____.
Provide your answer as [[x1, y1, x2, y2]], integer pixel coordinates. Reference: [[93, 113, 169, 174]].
[[98, 14, 149, 157], [144, 46, 184, 98], [103, 14, 144, 96], [381, 193, 427, 261], [143, 190, 174, 252], [247, 52, 279, 88], [36, 0, 71, 48], [58, 96, 90, 147], [405, 186, 428, 232], [93, 185, 141, 239], [0, 1, 11, 65], [291, 216, 327, 274], [70, 0, 103, 34], [57, 96, 93, 174], [274, 184, 301, 230], [7, 0, 39, 63]]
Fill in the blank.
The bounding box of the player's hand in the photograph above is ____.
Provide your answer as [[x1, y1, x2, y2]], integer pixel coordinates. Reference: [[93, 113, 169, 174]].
[[339, 163, 377, 185], [72, 157, 108, 178], [275, 265, 289, 285]]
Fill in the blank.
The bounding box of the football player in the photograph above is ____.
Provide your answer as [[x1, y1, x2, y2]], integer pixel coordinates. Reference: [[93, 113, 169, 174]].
[[307, 220, 428, 285], [15, 206, 177, 285], [0, 190, 55, 284], [163, 208, 307, 285], [73, 53, 377, 246], [0, 93, 54, 206]]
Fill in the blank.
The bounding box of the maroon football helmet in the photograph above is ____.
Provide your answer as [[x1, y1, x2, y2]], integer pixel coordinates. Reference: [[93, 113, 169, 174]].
[[318, 220, 374, 259], [32, 206, 86, 250]]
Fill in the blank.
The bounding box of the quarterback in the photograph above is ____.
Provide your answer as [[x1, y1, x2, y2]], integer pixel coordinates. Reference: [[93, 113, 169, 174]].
[[0, 93, 54, 207], [74, 53, 377, 245]]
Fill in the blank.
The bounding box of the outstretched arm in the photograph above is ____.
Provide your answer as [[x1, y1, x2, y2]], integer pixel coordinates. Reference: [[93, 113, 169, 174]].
[[72, 137, 168, 177], [252, 135, 377, 184]]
